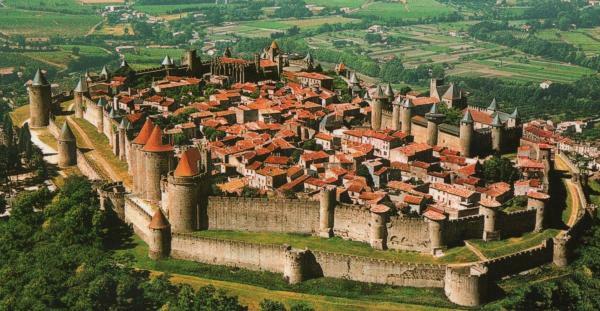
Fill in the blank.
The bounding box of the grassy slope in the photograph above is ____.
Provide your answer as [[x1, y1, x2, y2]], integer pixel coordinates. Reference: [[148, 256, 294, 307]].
[[193, 230, 478, 264], [468, 229, 559, 258], [116, 236, 456, 310]]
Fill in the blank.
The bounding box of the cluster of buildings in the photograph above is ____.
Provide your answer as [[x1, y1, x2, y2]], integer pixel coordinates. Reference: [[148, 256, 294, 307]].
[[28, 41, 554, 224]]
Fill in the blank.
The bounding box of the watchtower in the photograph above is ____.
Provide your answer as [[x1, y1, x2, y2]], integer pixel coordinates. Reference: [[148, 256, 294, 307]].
[[28, 69, 52, 128], [58, 122, 77, 168], [369, 205, 390, 250], [491, 114, 503, 153], [528, 191, 550, 232], [459, 110, 474, 157], [319, 187, 336, 238], [167, 149, 204, 233], [370, 85, 386, 131], [480, 199, 501, 241], [73, 76, 88, 119], [131, 118, 154, 195], [141, 126, 174, 202], [425, 103, 445, 147], [400, 98, 413, 135], [148, 209, 171, 260]]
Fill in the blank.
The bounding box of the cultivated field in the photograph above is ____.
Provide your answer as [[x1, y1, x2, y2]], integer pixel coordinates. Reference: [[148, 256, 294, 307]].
[[21, 45, 111, 69], [0, 8, 101, 37], [305, 0, 367, 9], [350, 0, 455, 21], [121, 47, 186, 70], [536, 28, 600, 56]]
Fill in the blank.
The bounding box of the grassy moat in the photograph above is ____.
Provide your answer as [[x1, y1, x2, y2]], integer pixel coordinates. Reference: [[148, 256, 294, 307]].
[[191, 230, 479, 264]]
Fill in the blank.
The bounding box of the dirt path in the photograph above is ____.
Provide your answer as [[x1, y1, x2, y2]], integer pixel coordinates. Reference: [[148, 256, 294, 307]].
[[66, 116, 120, 182], [464, 241, 487, 261], [555, 155, 581, 227]]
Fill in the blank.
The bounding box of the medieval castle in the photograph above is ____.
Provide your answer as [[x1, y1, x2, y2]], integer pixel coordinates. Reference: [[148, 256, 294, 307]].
[[27, 42, 596, 307]]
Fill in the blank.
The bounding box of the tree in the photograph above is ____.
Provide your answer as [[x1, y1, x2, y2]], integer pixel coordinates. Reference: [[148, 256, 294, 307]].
[[71, 46, 80, 56], [357, 164, 373, 186], [260, 299, 286, 311], [482, 156, 519, 183], [0, 196, 6, 215]]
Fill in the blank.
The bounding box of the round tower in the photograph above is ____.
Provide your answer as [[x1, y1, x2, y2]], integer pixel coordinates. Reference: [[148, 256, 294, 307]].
[[283, 247, 307, 284], [319, 187, 336, 238], [370, 85, 385, 131], [444, 265, 488, 307], [73, 76, 88, 119], [58, 122, 77, 168], [369, 205, 390, 250], [118, 118, 129, 161], [459, 110, 474, 157], [400, 98, 413, 135], [480, 199, 501, 241], [148, 209, 171, 260], [142, 126, 174, 202], [425, 103, 445, 147], [424, 209, 446, 255], [491, 114, 503, 153], [391, 102, 401, 131], [96, 98, 107, 133], [552, 231, 569, 267], [28, 69, 52, 128], [131, 118, 154, 195], [528, 191, 549, 232], [167, 149, 202, 233]]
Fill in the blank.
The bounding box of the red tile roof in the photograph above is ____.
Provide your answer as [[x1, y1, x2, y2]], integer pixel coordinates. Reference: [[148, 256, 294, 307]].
[[132, 118, 154, 145], [143, 126, 174, 153]]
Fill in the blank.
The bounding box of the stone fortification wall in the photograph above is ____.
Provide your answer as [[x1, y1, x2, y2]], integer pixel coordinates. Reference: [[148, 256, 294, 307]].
[[437, 131, 461, 152], [169, 233, 446, 288], [386, 216, 430, 252], [206, 197, 320, 233], [500, 209, 536, 237], [332, 204, 371, 242], [445, 215, 484, 246], [411, 123, 428, 144], [76, 150, 102, 180], [310, 250, 446, 287], [124, 196, 153, 244], [484, 240, 552, 279], [171, 233, 287, 272], [47, 117, 60, 138], [82, 97, 101, 128]]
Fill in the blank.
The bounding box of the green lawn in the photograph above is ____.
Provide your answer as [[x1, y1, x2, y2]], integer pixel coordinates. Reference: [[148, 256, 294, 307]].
[[193, 230, 478, 264], [351, 0, 455, 21], [468, 229, 559, 259], [0, 8, 100, 37], [115, 236, 456, 310]]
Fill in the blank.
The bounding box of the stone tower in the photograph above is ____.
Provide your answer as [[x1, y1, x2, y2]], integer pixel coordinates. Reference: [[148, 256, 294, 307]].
[[319, 187, 336, 238], [528, 191, 549, 232], [96, 98, 107, 133], [552, 232, 569, 267], [425, 103, 445, 147], [370, 85, 385, 131], [131, 118, 154, 195], [73, 76, 88, 119], [29, 69, 52, 128], [391, 98, 401, 131], [444, 265, 488, 307], [283, 247, 308, 284], [58, 122, 77, 168], [424, 209, 446, 256], [118, 118, 129, 161], [167, 148, 203, 233], [369, 205, 390, 250], [185, 50, 201, 76], [480, 199, 501, 241], [491, 114, 503, 153], [460, 110, 474, 157], [383, 83, 394, 102], [400, 98, 413, 135], [148, 208, 171, 260], [141, 126, 174, 202]]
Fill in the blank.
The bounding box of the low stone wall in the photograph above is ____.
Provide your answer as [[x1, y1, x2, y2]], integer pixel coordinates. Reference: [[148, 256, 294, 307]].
[[169, 233, 446, 288], [484, 240, 553, 280], [171, 233, 286, 272], [332, 204, 371, 242], [387, 216, 431, 252], [501, 209, 536, 237], [445, 215, 484, 246], [47, 117, 60, 138], [124, 196, 152, 244], [76, 150, 102, 180], [207, 196, 320, 233]]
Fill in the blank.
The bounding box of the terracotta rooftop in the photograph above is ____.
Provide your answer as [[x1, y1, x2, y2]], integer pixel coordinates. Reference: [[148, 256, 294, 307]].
[[527, 191, 550, 200], [149, 209, 169, 230], [174, 149, 200, 177], [143, 126, 174, 153], [370, 204, 390, 214], [132, 118, 154, 145]]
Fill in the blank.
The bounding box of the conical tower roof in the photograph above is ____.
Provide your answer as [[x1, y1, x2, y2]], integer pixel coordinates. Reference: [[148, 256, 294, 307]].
[[510, 107, 520, 119], [487, 98, 498, 111], [349, 72, 359, 84], [429, 103, 440, 114], [161, 55, 173, 66], [174, 149, 200, 177], [120, 59, 129, 68], [109, 108, 120, 119], [100, 66, 109, 77], [303, 52, 314, 63], [59, 122, 76, 142], [442, 83, 460, 100], [97, 97, 108, 107], [363, 90, 371, 100], [74, 76, 88, 93], [32, 69, 49, 86], [223, 47, 232, 58], [402, 98, 414, 108], [491, 113, 502, 127], [384, 83, 394, 97], [270, 40, 279, 50], [132, 118, 154, 145], [149, 208, 169, 230], [461, 110, 473, 124], [142, 126, 174, 153], [373, 85, 386, 99], [119, 118, 130, 130]]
